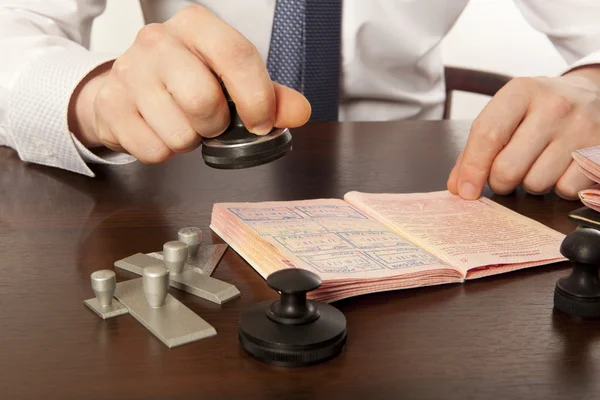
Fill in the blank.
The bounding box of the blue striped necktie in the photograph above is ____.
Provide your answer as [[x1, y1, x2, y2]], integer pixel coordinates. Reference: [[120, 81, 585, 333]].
[[266, 0, 342, 122]]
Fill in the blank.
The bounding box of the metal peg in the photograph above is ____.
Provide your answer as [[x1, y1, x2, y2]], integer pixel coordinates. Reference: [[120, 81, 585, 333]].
[[178, 227, 202, 258], [91, 270, 116, 308], [163, 241, 188, 275], [143, 266, 169, 308]]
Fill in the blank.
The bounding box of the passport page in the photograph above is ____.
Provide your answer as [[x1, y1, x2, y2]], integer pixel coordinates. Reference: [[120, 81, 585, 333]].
[[573, 146, 600, 183], [578, 184, 600, 213], [344, 191, 566, 278], [211, 199, 463, 302]]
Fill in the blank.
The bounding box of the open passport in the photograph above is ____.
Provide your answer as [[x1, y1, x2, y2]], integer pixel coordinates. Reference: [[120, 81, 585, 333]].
[[210, 191, 566, 302]]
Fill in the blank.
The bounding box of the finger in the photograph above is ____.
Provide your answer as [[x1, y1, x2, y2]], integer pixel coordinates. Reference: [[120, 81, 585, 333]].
[[111, 111, 172, 164], [153, 36, 230, 138], [272, 82, 311, 128], [95, 118, 125, 154], [447, 151, 463, 194], [555, 160, 595, 200], [455, 78, 532, 199], [95, 82, 172, 163], [520, 138, 573, 195], [523, 145, 594, 200], [138, 85, 204, 153], [116, 46, 204, 153], [521, 129, 583, 195], [165, 6, 276, 134], [487, 111, 553, 195]]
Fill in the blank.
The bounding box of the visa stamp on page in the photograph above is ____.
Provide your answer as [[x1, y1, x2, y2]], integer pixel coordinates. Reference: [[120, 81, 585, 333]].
[[228, 207, 304, 221], [299, 251, 384, 273], [273, 233, 353, 253], [338, 231, 409, 250], [295, 205, 368, 219], [367, 248, 444, 269], [246, 219, 327, 236]]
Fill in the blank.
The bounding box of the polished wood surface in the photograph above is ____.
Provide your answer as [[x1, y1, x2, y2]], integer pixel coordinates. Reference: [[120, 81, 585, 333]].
[[1, 121, 595, 399]]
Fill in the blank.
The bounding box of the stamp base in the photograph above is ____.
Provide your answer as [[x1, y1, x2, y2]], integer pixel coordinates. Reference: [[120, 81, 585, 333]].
[[84, 297, 129, 319], [115, 253, 240, 305], [147, 243, 227, 276], [114, 278, 217, 348]]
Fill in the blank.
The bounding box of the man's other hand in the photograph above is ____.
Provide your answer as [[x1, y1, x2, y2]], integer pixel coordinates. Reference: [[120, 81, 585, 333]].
[[447, 66, 600, 200]]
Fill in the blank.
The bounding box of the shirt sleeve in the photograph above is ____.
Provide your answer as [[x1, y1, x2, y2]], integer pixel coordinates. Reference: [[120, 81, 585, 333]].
[[0, 1, 136, 177], [514, 0, 600, 73]]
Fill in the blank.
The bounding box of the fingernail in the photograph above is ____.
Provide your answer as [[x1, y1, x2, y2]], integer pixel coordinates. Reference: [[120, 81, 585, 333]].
[[249, 122, 273, 136], [460, 182, 478, 200]]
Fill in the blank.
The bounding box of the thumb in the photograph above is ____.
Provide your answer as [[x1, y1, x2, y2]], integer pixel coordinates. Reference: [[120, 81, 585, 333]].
[[272, 82, 312, 128]]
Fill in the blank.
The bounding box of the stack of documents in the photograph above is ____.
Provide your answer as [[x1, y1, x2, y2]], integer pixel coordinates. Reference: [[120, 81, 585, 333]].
[[572, 147, 600, 212], [210, 191, 565, 302]]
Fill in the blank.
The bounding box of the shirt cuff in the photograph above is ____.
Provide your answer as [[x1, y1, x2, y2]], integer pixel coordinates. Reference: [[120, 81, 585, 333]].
[[561, 50, 600, 75], [7, 49, 136, 177]]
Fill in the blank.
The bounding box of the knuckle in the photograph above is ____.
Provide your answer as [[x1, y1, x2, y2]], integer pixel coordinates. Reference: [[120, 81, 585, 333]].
[[244, 93, 273, 126], [111, 57, 133, 80], [247, 90, 271, 111], [136, 23, 167, 48], [174, 5, 209, 24], [206, 110, 231, 137], [181, 92, 222, 118], [490, 160, 522, 188], [236, 89, 272, 118], [199, 107, 231, 138], [166, 126, 198, 152], [459, 153, 481, 172], [226, 41, 259, 68], [169, 5, 213, 31], [509, 76, 538, 91], [471, 119, 505, 146], [569, 110, 596, 134], [544, 94, 573, 119], [483, 127, 505, 145]]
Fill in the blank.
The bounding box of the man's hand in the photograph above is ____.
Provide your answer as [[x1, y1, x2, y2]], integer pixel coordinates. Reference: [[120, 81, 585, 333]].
[[447, 65, 600, 200], [68, 5, 311, 163]]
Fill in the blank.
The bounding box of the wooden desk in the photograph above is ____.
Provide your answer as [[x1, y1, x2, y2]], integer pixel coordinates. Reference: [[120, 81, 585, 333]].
[[1, 121, 596, 399]]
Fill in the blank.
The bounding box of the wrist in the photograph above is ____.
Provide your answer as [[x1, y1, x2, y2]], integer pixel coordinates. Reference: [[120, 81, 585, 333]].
[[68, 62, 113, 148], [563, 64, 600, 87]]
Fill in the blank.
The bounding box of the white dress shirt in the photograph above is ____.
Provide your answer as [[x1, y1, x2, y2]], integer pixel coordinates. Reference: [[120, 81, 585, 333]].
[[1, 0, 600, 177]]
